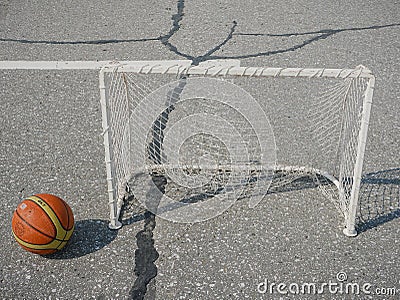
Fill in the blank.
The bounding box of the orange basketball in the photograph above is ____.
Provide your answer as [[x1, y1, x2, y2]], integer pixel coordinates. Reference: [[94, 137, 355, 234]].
[[11, 194, 74, 255]]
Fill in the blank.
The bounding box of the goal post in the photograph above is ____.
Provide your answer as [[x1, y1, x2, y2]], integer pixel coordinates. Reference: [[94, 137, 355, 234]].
[[0, 60, 375, 236], [344, 74, 375, 236]]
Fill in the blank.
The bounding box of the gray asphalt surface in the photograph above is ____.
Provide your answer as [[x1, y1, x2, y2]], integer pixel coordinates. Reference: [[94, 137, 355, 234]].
[[0, 1, 399, 299]]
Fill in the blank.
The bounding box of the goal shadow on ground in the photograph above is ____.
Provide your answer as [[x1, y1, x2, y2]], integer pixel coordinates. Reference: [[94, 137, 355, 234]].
[[120, 168, 400, 235], [46, 219, 118, 259], [357, 168, 400, 233], [119, 172, 330, 226]]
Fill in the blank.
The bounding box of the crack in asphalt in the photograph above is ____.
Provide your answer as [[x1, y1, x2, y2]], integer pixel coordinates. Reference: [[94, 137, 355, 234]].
[[0, 37, 159, 45], [0, 0, 398, 64], [129, 212, 159, 300]]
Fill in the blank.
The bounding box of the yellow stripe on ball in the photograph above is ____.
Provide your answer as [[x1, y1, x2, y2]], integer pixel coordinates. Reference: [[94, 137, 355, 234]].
[[12, 231, 64, 250]]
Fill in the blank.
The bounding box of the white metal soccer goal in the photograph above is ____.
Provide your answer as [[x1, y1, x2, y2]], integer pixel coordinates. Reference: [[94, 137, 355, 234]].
[[0, 60, 375, 237]]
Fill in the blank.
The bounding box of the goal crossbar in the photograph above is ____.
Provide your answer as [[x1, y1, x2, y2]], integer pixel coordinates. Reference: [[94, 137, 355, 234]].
[[0, 60, 373, 79]]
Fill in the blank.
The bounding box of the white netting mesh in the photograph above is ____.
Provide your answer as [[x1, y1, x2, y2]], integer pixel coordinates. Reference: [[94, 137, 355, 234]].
[[100, 63, 372, 227]]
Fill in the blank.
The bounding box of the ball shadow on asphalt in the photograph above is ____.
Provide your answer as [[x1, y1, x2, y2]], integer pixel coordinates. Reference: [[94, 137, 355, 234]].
[[45, 219, 118, 259]]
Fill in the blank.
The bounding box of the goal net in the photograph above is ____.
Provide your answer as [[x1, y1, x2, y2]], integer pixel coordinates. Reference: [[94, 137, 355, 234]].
[[99, 60, 375, 237]]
